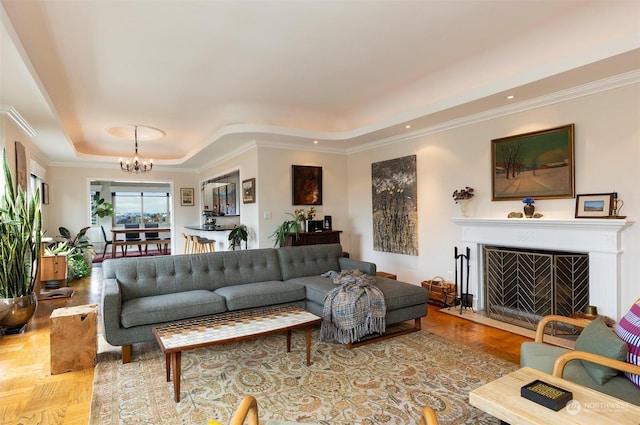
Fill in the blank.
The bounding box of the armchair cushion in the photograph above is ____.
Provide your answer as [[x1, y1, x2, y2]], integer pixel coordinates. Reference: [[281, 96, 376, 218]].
[[575, 317, 627, 385], [614, 298, 640, 388]]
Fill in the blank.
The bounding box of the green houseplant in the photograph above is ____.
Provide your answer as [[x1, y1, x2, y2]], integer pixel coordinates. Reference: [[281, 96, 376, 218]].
[[0, 148, 42, 331], [91, 193, 114, 219], [269, 213, 302, 247], [48, 226, 95, 280], [228, 224, 248, 250]]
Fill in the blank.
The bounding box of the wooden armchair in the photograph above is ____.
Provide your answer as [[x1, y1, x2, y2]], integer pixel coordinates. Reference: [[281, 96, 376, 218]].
[[229, 396, 258, 425], [228, 396, 440, 425], [533, 315, 640, 379], [418, 406, 439, 425], [522, 314, 640, 405]]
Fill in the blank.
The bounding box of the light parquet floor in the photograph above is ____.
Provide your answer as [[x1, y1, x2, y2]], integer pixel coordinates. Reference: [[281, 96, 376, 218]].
[[0, 267, 531, 425]]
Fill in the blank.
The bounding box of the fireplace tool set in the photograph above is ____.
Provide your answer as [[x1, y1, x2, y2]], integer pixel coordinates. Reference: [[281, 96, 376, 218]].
[[453, 246, 474, 314]]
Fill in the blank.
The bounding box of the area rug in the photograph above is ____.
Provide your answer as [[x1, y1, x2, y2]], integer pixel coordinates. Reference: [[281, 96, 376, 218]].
[[90, 328, 516, 424]]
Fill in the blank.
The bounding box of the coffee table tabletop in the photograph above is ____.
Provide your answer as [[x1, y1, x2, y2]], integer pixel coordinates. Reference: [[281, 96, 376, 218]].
[[153, 305, 322, 402], [469, 367, 640, 424]]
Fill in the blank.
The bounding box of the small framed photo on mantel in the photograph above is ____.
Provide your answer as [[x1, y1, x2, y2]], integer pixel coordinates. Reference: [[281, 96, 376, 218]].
[[575, 193, 614, 218]]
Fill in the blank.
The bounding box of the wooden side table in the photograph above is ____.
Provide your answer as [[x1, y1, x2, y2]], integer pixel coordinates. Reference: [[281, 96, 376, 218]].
[[50, 304, 97, 374]]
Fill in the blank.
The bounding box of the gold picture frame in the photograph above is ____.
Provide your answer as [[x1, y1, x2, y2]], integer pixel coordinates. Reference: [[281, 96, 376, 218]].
[[242, 178, 256, 204], [491, 124, 575, 201]]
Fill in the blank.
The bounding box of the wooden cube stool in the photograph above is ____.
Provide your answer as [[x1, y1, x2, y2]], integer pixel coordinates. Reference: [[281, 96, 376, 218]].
[[50, 304, 97, 375]]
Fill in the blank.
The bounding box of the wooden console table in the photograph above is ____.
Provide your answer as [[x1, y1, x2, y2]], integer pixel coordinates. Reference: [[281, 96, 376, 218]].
[[284, 230, 342, 246]]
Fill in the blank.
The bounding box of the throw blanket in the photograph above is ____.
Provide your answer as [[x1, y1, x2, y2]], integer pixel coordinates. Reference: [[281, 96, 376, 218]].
[[320, 269, 386, 344]]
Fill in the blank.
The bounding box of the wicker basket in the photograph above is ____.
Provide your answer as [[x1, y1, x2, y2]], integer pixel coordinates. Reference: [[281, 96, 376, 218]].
[[421, 276, 456, 306]]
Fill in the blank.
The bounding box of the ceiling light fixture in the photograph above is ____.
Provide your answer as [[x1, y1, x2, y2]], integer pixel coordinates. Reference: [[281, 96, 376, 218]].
[[120, 125, 153, 173]]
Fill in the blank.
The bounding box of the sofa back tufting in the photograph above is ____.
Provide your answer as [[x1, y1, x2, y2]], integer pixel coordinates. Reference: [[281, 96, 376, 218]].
[[102, 248, 284, 301], [277, 244, 343, 281]]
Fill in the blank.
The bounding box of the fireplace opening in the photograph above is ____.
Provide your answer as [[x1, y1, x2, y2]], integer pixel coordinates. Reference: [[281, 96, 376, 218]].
[[483, 246, 589, 331]]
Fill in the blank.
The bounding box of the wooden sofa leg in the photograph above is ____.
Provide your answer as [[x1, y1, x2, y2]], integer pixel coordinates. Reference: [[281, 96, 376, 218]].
[[122, 345, 132, 364], [414, 318, 421, 330]]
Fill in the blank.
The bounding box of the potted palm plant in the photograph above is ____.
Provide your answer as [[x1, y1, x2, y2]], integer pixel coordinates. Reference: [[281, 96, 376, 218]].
[[0, 148, 42, 333]]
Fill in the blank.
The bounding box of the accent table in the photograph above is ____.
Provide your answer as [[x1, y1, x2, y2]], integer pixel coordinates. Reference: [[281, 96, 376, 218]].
[[469, 367, 640, 424], [153, 305, 322, 402]]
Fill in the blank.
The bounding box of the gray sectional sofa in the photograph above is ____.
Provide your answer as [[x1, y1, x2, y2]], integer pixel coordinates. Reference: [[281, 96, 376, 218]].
[[101, 243, 429, 363]]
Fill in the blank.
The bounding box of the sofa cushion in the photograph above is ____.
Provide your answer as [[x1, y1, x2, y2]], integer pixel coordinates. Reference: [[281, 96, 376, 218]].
[[215, 281, 306, 311], [218, 248, 283, 286], [575, 316, 627, 385], [120, 289, 226, 328], [520, 341, 570, 373], [277, 244, 342, 281], [614, 298, 640, 388], [288, 275, 428, 311]]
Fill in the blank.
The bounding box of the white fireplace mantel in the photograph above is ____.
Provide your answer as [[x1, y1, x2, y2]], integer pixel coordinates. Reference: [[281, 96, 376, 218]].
[[452, 217, 634, 319]]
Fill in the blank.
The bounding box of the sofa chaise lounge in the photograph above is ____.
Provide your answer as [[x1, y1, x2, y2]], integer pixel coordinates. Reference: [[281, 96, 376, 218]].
[[101, 243, 429, 363]]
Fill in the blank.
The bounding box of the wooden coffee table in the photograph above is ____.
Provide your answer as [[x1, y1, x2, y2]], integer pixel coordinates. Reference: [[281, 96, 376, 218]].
[[470, 367, 640, 424], [153, 305, 322, 402]]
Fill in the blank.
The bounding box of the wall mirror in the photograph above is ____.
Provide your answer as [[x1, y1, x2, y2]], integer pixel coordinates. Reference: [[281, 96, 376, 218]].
[[201, 170, 240, 216]]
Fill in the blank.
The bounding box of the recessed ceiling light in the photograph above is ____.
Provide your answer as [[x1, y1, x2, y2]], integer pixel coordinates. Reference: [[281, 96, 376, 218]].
[[405, 125, 412, 129], [313, 140, 318, 144], [507, 95, 515, 100]]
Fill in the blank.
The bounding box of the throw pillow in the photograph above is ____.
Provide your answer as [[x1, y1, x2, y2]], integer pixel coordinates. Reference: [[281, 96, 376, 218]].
[[614, 298, 640, 388], [575, 316, 627, 385]]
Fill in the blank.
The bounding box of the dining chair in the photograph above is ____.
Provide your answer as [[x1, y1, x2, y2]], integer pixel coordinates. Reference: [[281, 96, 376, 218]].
[[100, 225, 124, 259], [123, 223, 142, 256], [143, 223, 163, 254]]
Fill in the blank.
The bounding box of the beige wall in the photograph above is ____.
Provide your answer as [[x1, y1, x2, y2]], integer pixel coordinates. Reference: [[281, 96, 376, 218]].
[[256, 146, 349, 250], [347, 84, 639, 319]]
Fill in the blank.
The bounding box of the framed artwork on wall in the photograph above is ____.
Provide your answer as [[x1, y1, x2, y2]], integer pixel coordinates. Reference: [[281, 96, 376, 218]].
[[180, 188, 195, 206], [42, 183, 49, 204], [15, 141, 27, 192], [575, 193, 614, 218], [292, 165, 322, 205], [371, 155, 418, 256], [242, 178, 256, 204], [491, 124, 575, 201]]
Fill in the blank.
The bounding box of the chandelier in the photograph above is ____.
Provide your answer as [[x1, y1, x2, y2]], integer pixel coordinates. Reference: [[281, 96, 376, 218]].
[[120, 126, 153, 173]]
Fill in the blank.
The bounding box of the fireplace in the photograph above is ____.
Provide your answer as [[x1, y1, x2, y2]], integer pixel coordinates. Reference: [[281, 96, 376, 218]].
[[483, 246, 589, 330], [452, 218, 633, 320]]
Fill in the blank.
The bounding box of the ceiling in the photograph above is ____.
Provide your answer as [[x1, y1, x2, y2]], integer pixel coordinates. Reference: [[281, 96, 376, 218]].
[[1, 1, 639, 171]]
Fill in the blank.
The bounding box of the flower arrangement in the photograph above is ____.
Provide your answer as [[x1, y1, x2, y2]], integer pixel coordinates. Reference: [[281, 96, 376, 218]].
[[522, 197, 535, 205], [452, 187, 474, 204], [294, 207, 316, 221]]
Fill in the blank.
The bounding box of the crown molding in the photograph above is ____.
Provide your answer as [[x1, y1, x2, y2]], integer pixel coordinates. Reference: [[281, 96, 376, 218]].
[[346, 70, 640, 154], [0, 104, 36, 137]]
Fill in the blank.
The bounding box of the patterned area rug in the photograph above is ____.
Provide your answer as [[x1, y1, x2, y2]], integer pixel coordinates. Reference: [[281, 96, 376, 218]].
[[90, 327, 515, 424]]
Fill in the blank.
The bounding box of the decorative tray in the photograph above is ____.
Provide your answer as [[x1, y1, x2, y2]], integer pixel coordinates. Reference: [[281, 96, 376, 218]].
[[521, 380, 572, 411]]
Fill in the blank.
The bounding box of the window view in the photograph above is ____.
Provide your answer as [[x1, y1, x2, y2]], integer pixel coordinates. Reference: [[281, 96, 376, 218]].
[[113, 192, 170, 225]]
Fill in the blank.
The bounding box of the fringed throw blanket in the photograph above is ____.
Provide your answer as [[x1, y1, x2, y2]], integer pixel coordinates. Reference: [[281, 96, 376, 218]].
[[320, 269, 386, 344]]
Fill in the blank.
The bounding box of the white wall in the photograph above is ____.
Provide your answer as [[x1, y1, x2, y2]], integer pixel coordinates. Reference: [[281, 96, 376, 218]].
[[347, 84, 639, 319], [45, 165, 199, 254], [199, 146, 259, 251]]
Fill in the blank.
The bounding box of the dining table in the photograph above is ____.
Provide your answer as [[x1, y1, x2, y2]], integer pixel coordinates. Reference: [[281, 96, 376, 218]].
[[111, 227, 171, 257]]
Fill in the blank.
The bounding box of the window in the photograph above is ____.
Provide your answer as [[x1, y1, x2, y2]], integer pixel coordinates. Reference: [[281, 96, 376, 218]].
[[113, 192, 170, 225]]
